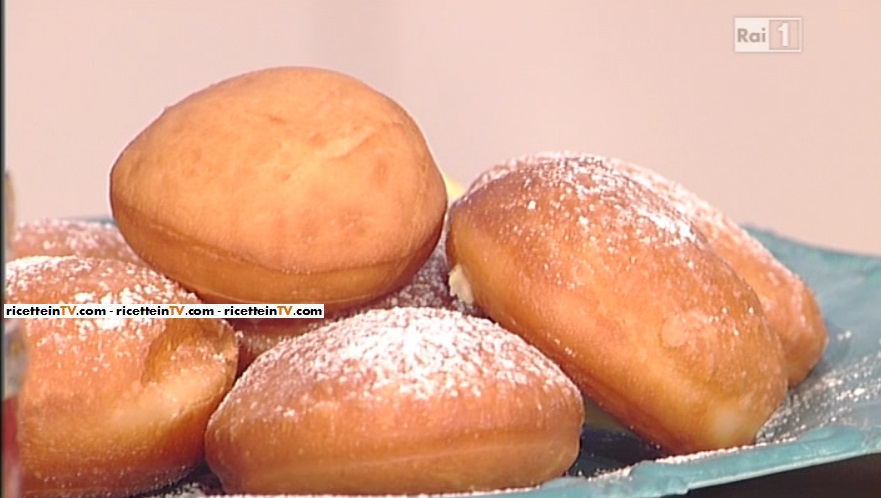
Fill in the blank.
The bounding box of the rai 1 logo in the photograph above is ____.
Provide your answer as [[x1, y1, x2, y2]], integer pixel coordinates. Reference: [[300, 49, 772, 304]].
[[734, 17, 802, 53]]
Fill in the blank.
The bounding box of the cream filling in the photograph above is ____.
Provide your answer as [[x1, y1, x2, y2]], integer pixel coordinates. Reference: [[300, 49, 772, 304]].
[[448, 264, 475, 305]]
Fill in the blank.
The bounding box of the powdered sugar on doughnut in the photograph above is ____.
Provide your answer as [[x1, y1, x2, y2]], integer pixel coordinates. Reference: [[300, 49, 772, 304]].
[[475, 153, 701, 247], [603, 158, 778, 264], [226, 308, 579, 412], [209, 307, 582, 494], [230, 242, 485, 361], [493, 153, 824, 369], [7, 255, 239, 497], [603, 157, 815, 333], [10, 218, 143, 265], [455, 153, 713, 293], [581, 154, 825, 385], [229, 242, 486, 369], [452, 152, 787, 385], [472, 151, 759, 256], [367, 243, 484, 316], [470, 152, 805, 319], [449, 152, 791, 453], [6, 255, 193, 306], [5, 256, 205, 375]]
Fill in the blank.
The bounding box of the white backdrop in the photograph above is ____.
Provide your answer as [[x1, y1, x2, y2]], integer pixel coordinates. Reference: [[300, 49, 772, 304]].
[[6, 0, 881, 254]]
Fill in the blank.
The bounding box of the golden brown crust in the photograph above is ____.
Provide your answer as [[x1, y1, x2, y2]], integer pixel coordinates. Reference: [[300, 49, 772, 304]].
[[110, 66, 447, 305], [713, 243, 826, 385], [474, 152, 828, 386], [10, 219, 144, 266], [113, 204, 440, 309], [448, 155, 787, 454], [206, 308, 584, 495], [5, 256, 239, 498], [603, 156, 827, 385]]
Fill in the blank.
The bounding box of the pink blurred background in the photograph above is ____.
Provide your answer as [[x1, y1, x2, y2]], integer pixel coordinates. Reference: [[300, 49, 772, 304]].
[[6, 0, 880, 254]]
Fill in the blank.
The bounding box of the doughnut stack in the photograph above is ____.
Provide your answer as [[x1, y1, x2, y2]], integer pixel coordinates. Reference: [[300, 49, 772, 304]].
[[4, 66, 827, 497]]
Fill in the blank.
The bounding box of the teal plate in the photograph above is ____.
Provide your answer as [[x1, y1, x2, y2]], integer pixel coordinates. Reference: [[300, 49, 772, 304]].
[[139, 226, 880, 498]]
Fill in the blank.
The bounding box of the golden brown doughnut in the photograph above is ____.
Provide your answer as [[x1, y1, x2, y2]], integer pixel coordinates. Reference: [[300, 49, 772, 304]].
[[605, 156, 827, 385], [206, 307, 584, 495], [110, 66, 447, 309], [472, 152, 827, 385], [5, 256, 239, 498], [228, 243, 484, 369], [447, 154, 787, 454], [11, 218, 144, 266]]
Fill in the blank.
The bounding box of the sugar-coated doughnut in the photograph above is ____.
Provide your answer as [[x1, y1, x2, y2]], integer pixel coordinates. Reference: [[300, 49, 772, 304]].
[[11, 218, 144, 266], [605, 156, 827, 385], [448, 154, 787, 454], [5, 256, 239, 498], [472, 152, 827, 386], [110, 66, 447, 309], [229, 243, 484, 369], [206, 308, 584, 495]]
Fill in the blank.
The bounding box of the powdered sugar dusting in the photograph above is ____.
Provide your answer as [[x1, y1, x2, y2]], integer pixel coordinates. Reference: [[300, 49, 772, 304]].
[[655, 441, 771, 465], [469, 151, 763, 260], [468, 152, 701, 249], [605, 158, 766, 260], [6, 255, 195, 306], [369, 244, 485, 317], [10, 218, 144, 265], [222, 308, 580, 414], [230, 242, 486, 366], [759, 350, 881, 441], [6, 255, 69, 288], [455, 152, 712, 293], [600, 156, 827, 384], [5, 256, 206, 381]]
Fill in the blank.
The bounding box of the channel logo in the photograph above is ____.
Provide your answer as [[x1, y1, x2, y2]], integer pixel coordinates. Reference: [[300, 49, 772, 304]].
[[734, 17, 802, 53]]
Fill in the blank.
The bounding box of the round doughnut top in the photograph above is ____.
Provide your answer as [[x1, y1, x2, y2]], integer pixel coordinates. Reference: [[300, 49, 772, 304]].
[[110, 66, 446, 272], [6, 255, 193, 306], [467, 152, 701, 245], [518, 153, 762, 259], [470, 151, 767, 267], [11, 218, 142, 265], [456, 152, 715, 290], [5, 256, 205, 406], [230, 307, 579, 408]]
